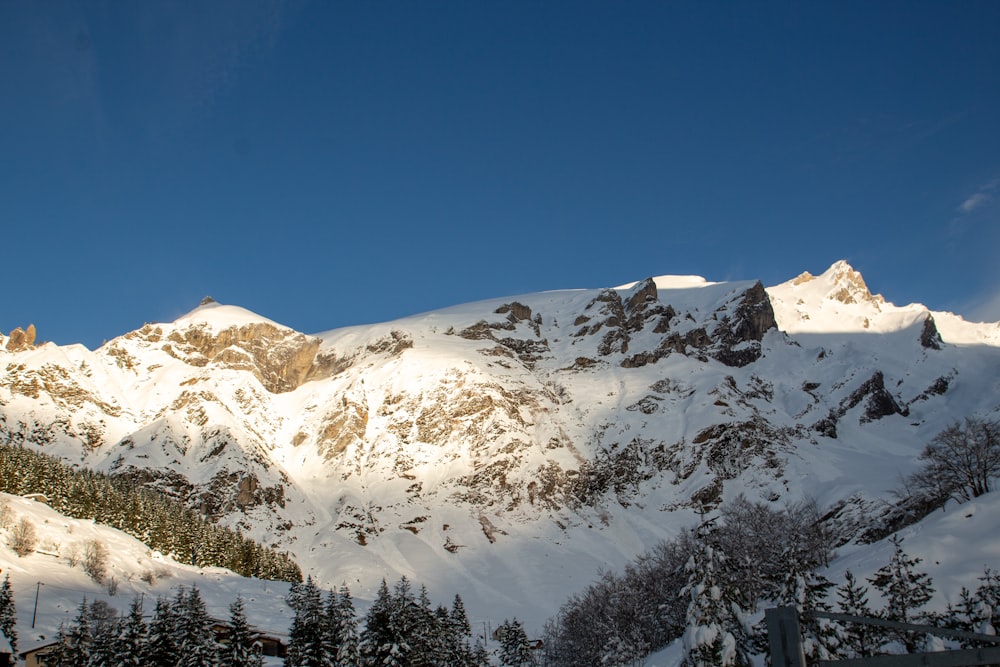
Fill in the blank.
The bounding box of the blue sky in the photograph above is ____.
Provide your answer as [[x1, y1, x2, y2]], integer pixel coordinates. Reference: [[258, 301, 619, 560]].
[[2, 1, 999, 349]]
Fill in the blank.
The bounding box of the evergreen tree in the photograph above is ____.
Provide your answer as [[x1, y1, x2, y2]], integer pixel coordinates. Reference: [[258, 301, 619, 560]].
[[835, 570, 883, 658], [497, 618, 533, 666], [0, 575, 15, 655], [679, 522, 751, 667], [328, 585, 360, 666], [360, 579, 398, 667], [145, 596, 179, 667], [175, 587, 220, 667], [44, 623, 75, 667], [286, 576, 326, 667], [88, 599, 120, 667], [66, 597, 92, 666], [972, 567, 1000, 636], [446, 594, 476, 666], [868, 534, 934, 652], [405, 582, 442, 666], [223, 595, 262, 667], [115, 596, 148, 667], [775, 543, 837, 663], [943, 567, 1000, 648]]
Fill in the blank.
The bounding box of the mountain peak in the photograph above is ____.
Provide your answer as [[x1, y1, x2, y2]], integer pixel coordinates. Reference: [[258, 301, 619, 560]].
[[789, 260, 884, 307], [174, 300, 285, 332]]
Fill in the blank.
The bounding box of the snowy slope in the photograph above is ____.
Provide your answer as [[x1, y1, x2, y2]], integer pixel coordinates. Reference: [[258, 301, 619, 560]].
[[0, 492, 295, 658], [1, 261, 999, 634]]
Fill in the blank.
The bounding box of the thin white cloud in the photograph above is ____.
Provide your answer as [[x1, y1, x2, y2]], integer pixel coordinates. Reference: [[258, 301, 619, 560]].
[[958, 177, 1000, 214], [960, 192, 990, 213], [965, 288, 1000, 323]]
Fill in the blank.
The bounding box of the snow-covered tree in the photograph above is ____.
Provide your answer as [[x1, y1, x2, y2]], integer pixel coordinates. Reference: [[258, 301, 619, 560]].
[[679, 522, 751, 667], [0, 575, 15, 655], [174, 586, 220, 667], [360, 579, 395, 666], [8, 516, 37, 557], [868, 534, 934, 652], [43, 623, 75, 667], [328, 584, 360, 666], [222, 595, 262, 667], [88, 599, 121, 667], [944, 567, 1000, 648], [775, 543, 836, 663], [66, 597, 92, 665], [145, 596, 179, 666], [497, 618, 533, 666], [834, 569, 883, 658], [286, 576, 326, 667], [115, 596, 148, 667]]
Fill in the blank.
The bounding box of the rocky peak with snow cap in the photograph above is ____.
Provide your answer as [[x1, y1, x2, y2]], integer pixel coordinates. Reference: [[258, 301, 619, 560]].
[[108, 301, 341, 393], [792, 259, 885, 307]]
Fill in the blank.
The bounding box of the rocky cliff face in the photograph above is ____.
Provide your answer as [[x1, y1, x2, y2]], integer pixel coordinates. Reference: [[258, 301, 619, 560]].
[[1, 262, 998, 624]]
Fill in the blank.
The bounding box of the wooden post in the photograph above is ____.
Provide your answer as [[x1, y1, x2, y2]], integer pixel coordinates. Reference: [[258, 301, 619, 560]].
[[766, 606, 806, 667]]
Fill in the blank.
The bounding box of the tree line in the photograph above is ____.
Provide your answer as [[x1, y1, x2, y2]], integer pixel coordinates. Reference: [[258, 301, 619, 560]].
[[1, 574, 539, 667], [0, 443, 301, 582]]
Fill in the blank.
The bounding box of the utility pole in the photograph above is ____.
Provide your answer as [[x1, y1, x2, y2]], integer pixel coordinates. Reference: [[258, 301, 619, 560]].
[[31, 582, 43, 628]]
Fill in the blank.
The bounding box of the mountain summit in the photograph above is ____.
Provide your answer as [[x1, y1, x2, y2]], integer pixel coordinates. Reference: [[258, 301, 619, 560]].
[[1, 262, 998, 626]]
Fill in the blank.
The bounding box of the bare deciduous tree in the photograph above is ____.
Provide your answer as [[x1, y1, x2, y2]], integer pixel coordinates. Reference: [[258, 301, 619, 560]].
[[912, 418, 1000, 502], [83, 539, 109, 583], [9, 516, 37, 557]]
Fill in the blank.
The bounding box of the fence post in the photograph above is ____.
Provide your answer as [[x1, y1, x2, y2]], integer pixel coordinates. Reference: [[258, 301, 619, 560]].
[[766, 606, 806, 667]]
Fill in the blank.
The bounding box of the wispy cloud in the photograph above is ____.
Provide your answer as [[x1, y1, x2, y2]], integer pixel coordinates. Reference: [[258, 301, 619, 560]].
[[958, 177, 1000, 214], [964, 287, 1000, 323]]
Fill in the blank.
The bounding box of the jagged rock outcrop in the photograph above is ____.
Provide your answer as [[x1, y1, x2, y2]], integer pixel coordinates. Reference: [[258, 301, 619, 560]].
[[920, 315, 943, 350], [129, 321, 338, 393], [4, 324, 37, 352], [711, 281, 777, 367], [812, 370, 909, 437]]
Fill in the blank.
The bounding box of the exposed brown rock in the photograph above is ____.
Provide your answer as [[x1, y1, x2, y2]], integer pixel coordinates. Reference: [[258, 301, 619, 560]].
[[5, 325, 37, 352], [158, 322, 335, 393], [495, 302, 533, 322]]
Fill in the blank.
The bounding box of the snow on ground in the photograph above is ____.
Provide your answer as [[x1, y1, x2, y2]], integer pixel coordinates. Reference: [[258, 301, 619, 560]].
[[0, 493, 295, 656]]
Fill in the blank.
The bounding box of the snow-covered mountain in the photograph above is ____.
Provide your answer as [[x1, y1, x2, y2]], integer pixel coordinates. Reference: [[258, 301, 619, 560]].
[[2, 260, 998, 630]]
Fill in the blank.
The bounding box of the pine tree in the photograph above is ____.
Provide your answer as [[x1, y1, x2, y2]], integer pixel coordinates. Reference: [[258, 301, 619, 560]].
[[497, 618, 533, 666], [0, 575, 15, 655], [775, 544, 837, 663], [470, 637, 491, 667], [679, 522, 751, 667], [835, 570, 883, 658], [405, 583, 441, 666], [328, 585, 360, 666], [944, 567, 1000, 648], [286, 576, 326, 667], [175, 587, 220, 667], [973, 567, 1000, 636], [447, 594, 476, 666], [223, 595, 262, 667], [145, 596, 179, 667], [66, 597, 92, 665], [361, 578, 398, 666], [44, 623, 75, 667], [88, 599, 121, 667], [868, 534, 934, 653], [115, 596, 148, 667]]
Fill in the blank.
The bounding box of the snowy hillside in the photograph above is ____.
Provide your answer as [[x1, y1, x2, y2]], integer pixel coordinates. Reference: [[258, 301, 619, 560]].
[[2, 260, 999, 634], [0, 492, 294, 657]]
